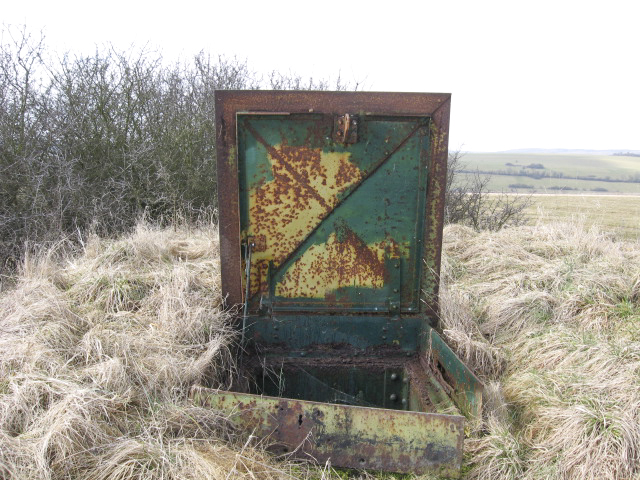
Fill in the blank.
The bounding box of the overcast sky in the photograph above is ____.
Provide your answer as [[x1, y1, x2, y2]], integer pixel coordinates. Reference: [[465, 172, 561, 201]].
[[4, 0, 639, 152]]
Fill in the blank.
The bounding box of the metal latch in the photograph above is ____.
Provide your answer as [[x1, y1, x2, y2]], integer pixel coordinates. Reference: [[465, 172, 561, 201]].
[[333, 113, 358, 144]]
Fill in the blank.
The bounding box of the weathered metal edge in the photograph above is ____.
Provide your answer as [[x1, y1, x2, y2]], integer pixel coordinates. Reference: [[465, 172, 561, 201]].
[[425, 327, 484, 418], [215, 91, 452, 309], [420, 96, 451, 320], [191, 386, 463, 477], [245, 314, 425, 353]]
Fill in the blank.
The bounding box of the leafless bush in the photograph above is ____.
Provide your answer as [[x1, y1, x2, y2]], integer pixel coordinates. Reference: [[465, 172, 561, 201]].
[[1, 25, 356, 273], [445, 150, 532, 231], [268, 70, 358, 91]]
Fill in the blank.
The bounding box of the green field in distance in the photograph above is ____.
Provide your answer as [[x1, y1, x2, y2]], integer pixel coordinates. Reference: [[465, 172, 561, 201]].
[[459, 152, 640, 194], [522, 194, 640, 240]]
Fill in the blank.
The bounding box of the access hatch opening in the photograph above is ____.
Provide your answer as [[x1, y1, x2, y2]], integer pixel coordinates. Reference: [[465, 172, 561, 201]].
[[191, 91, 483, 477]]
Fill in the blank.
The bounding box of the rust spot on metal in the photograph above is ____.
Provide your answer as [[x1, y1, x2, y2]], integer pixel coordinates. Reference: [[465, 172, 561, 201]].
[[335, 159, 361, 188], [250, 234, 267, 252], [244, 121, 331, 210], [275, 222, 389, 299], [276, 228, 409, 299], [242, 123, 364, 297]]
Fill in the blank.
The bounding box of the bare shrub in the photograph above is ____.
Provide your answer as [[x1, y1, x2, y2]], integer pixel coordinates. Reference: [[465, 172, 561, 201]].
[[445, 150, 532, 231], [0, 25, 358, 274]]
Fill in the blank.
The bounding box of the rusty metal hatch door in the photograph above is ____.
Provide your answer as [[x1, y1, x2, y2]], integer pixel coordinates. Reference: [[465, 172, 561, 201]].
[[238, 112, 431, 313], [204, 92, 482, 477]]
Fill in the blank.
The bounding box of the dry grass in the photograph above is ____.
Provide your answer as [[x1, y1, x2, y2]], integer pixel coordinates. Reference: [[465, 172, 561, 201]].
[[524, 195, 640, 240], [440, 220, 640, 479], [2, 218, 639, 479], [0, 223, 343, 480]]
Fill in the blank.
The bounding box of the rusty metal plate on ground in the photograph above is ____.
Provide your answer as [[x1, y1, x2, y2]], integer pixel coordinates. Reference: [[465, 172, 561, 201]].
[[191, 386, 464, 477]]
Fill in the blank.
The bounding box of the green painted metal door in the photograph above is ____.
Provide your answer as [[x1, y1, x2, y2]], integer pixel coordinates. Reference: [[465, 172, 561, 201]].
[[237, 113, 431, 313]]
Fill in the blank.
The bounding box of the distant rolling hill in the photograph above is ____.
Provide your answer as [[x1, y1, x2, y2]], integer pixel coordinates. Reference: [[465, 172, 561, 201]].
[[457, 152, 640, 194], [497, 148, 640, 156]]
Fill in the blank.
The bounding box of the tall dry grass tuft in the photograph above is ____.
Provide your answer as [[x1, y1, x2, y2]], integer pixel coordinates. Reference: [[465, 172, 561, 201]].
[[438, 284, 506, 378], [0, 222, 331, 479], [441, 220, 640, 479]]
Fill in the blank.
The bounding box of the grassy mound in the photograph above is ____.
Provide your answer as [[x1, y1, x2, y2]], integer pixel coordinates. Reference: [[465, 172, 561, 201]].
[[1, 220, 638, 479], [0, 224, 311, 479], [440, 221, 640, 479]]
